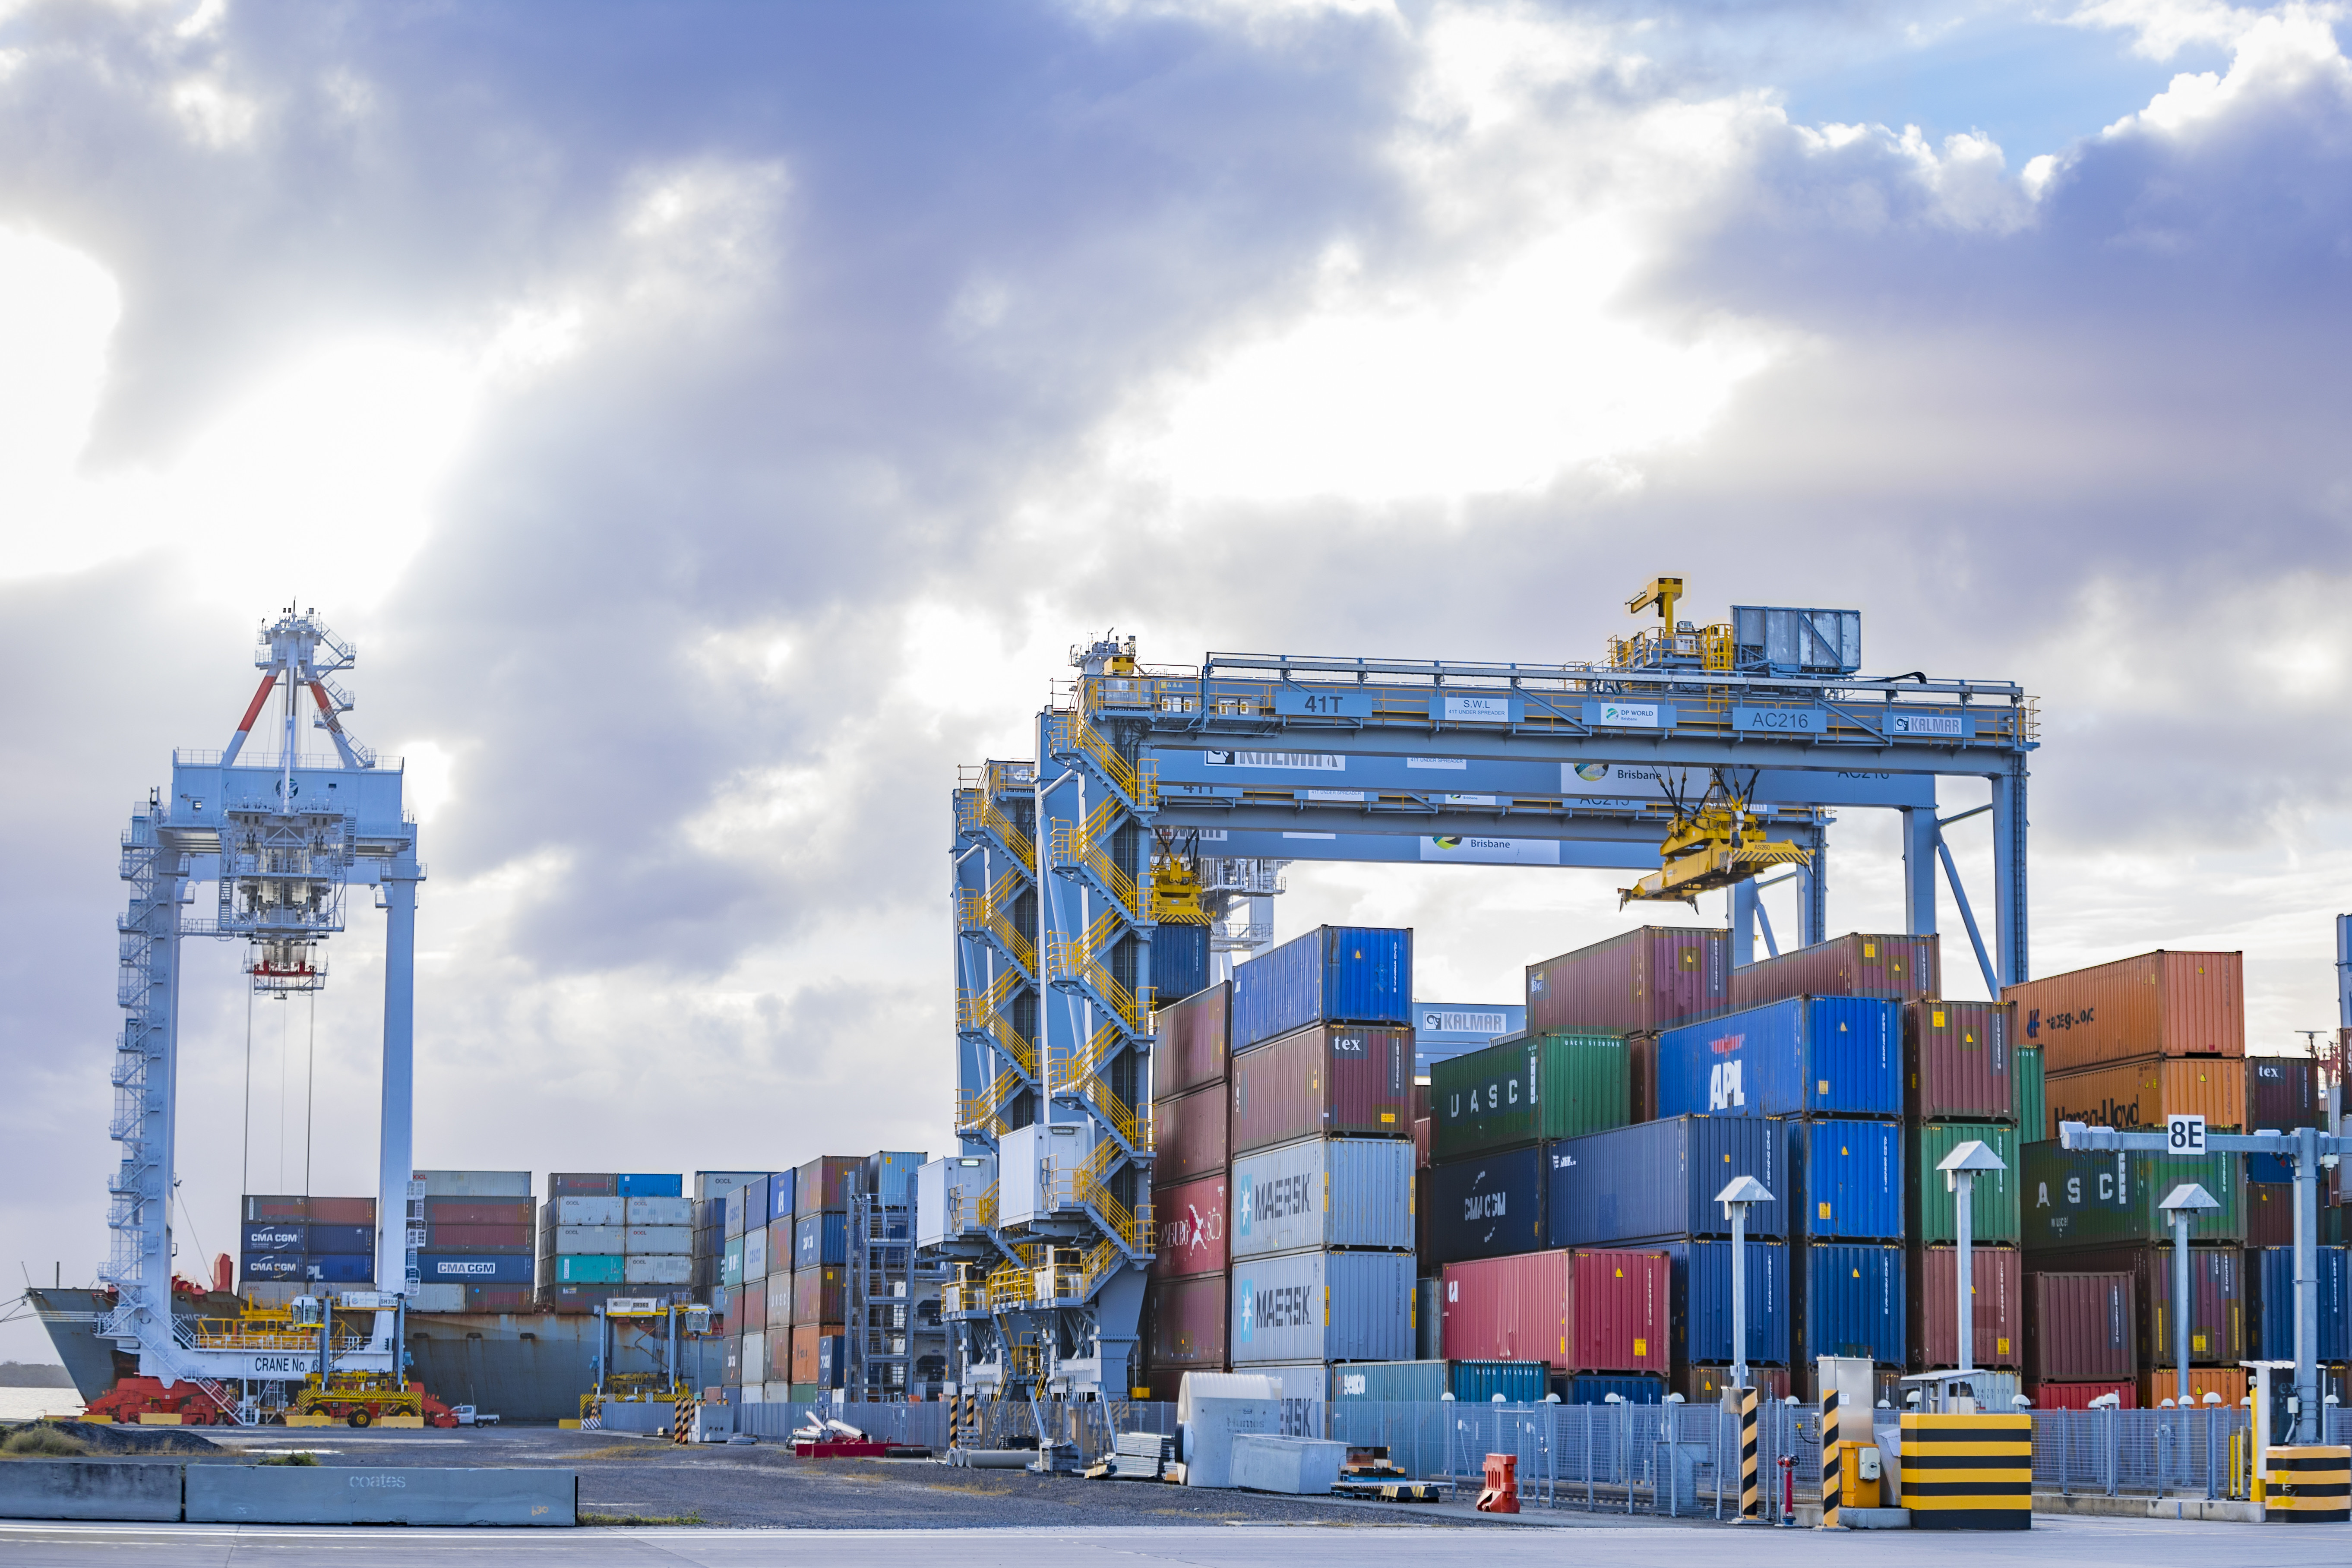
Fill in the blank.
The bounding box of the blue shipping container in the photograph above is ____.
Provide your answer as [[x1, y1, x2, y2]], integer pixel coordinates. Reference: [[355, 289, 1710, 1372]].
[[240, 1252, 305, 1282], [616, 1173, 683, 1198], [1426, 1144, 1547, 1265], [1786, 1119, 1905, 1241], [724, 1185, 749, 1237], [241, 1223, 304, 1255], [865, 1152, 923, 1208], [1797, 1243, 1906, 1364], [1655, 997, 1901, 1119], [1659, 1240, 1790, 1365], [2254, 1246, 2349, 1361], [747, 1173, 772, 1231], [1328, 1360, 1549, 1404], [308, 1254, 374, 1283], [417, 1252, 535, 1284], [1563, 1374, 1664, 1405], [794, 1211, 849, 1269], [1546, 1115, 1786, 1246], [1156, 923, 1212, 1006], [306, 1223, 375, 1255], [768, 1169, 796, 1223], [1233, 925, 1413, 1049]]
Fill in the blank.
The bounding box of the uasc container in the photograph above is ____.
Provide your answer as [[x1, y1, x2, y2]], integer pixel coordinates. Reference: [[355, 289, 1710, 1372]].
[[1654, 997, 1901, 1120], [1786, 1119, 1904, 1241], [1157, 982, 1231, 1098], [2027, 1272, 2136, 1381], [1546, 1115, 1786, 1246], [1230, 1249, 1413, 1364], [1438, 1249, 1669, 1373], [1903, 999, 2013, 1121], [1429, 1031, 1629, 1160], [1232, 925, 1413, 1049], [1731, 933, 1939, 1010], [1151, 1174, 1229, 1280], [2022, 1144, 2243, 1249], [1230, 1137, 1414, 1259], [1230, 1023, 1410, 1154], [2043, 1056, 2245, 1137], [1426, 1144, 1546, 1265], [1526, 926, 1726, 1035], [2004, 950, 2243, 1070]]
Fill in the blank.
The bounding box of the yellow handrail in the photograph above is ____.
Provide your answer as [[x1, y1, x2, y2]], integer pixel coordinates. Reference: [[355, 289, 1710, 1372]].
[[1051, 713, 1157, 809], [955, 869, 1037, 974], [1046, 933, 1151, 1037], [957, 789, 1035, 870], [977, 1182, 999, 1230], [1048, 797, 1141, 917], [956, 969, 1037, 1078], [1072, 1138, 1151, 1253]]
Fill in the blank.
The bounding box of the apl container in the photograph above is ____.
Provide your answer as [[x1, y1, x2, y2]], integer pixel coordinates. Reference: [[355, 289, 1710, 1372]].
[[2044, 1056, 2246, 1136], [307, 1255, 373, 1283], [1426, 1144, 1546, 1265], [1429, 1031, 1630, 1160], [1904, 1000, 2013, 1121], [797, 1157, 863, 1213], [1232, 925, 1413, 1049], [2254, 1246, 2349, 1361], [1732, 933, 1939, 1011], [2246, 1056, 2323, 1130], [1230, 1137, 1414, 1259], [2005, 950, 2244, 1070], [1659, 1239, 1790, 1365], [2053, 1244, 2246, 1366], [1230, 1249, 1413, 1364], [1795, 1243, 1905, 1364], [1910, 1246, 2022, 1368], [1230, 1023, 1411, 1154], [2022, 1144, 2244, 1249], [1786, 1119, 1904, 1241], [2017, 1046, 2046, 1141], [793, 1212, 848, 1269], [2027, 1272, 2136, 1381], [1525, 926, 1727, 1035], [1152, 1173, 1230, 1280], [1438, 1249, 1669, 1373], [1153, 1082, 1229, 1183], [1910, 1122, 2021, 1246], [1546, 1114, 1787, 1246], [1145, 1272, 1227, 1366], [1157, 982, 1231, 1098], [1655, 997, 1901, 1120]]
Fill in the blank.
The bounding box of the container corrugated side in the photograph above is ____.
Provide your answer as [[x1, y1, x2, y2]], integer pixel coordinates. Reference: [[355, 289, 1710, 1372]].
[[1146, 1272, 1227, 1366], [1796, 1242, 1905, 1364], [1230, 1023, 1410, 1154], [2027, 1272, 2136, 1381], [1233, 925, 1413, 1048], [1229, 1249, 1413, 1364], [1230, 1136, 1414, 1260], [1786, 1118, 1905, 1241], [1152, 1082, 1229, 1185], [1654, 997, 1901, 1120], [2030, 1379, 2137, 1410], [1157, 982, 1231, 1098], [1526, 926, 1726, 1035], [791, 1265, 845, 1325], [1436, 1249, 1667, 1372], [414, 1170, 532, 1199], [1911, 1245, 2022, 1368], [1564, 1374, 1664, 1404], [1546, 1115, 1786, 1246], [2004, 950, 2244, 1070], [1660, 1239, 1789, 1365], [1904, 1000, 2013, 1122], [1327, 1359, 1548, 1404], [2022, 1144, 2244, 1249], [2017, 1046, 2046, 1141], [1910, 1122, 2021, 1245], [2043, 1056, 2246, 1136], [2136, 1367, 2247, 1409], [1426, 1144, 1546, 1265], [1429, 1032, 1628, 1160], [1730, 933, 1939, 1010], [2252, 1246, 2349, 1361], [1155, 922, 1212, 1007], [2050, 1243, 2246, 1366], [2245, 1056, 2323, 1129], [796, 1157, 862, 1214], [1682, 1364, 1792, 1403], [1151, 1173, 1230, 1280]]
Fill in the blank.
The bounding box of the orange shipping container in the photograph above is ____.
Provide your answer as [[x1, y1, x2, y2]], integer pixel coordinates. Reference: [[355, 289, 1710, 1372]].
[[2042, 1056, 2246, 1139], [2004, 951, 2242, 1072], [790, 1324, 841, 1385], [2136, 1366, 2247, 1409]]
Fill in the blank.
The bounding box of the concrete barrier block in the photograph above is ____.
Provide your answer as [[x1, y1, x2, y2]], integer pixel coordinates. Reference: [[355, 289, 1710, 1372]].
[[1182, 1398, 1281, 1489], [185, 1466, 575, 1526], [0, 1459, 184, 1522], [1231, 1435, 1344, 1495]]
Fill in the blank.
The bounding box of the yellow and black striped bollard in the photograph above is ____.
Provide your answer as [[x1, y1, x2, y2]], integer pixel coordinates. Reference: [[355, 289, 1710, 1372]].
[[1898, 1412, 2031, 1530], [1737, 1389, 1760, 1520], [673, 1397, 694, 1445], [2263, 1446, 2350, 1524], [1818, 1388, 1840, 1529]]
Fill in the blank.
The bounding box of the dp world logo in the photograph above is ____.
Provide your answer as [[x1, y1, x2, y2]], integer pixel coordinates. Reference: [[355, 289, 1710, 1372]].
[[1574, 762, 1609, 781]]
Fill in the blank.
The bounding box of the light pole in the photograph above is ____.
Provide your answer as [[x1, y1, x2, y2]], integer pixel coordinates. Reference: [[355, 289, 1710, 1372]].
[[1936, 1141, 2007, 1376], [1717, 1176, 1775, 1390], [2156, 1184, 2219, 1407]]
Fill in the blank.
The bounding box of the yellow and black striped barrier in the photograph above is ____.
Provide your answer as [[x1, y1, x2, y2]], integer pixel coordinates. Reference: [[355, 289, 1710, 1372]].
[[1898, 1413, 2030, 1530], [2264, 1447, 2349, 1524], [673, 1398, 694, 1445], [1736, 1389, 1759, 1520], [1818, 1389, 1840, 1529]]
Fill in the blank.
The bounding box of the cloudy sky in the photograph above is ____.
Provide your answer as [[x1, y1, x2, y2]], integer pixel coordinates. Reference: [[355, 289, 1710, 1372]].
[[3, 0, 2349, 1357]]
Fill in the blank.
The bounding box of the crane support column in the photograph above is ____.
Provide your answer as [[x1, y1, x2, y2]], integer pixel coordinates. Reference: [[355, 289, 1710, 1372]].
[[1901, 807, 1938, 939], [376, 863, 421, 1294], [1992, 763, 2030, 986], [1730, 879, 1758, 968]]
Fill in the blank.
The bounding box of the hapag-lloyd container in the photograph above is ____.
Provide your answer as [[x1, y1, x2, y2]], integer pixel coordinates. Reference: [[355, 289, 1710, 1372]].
[[1438, 1249, 1669, 1372], [1232, 925, 1413, 1049], [2022, 1144, 2244, 1249], [1426, 1144, 1546, 1264], [1230, 1136, 1414, 1259], [1730, 933, 1939, 1012], [2027, 1272, 2136, 1381], [1230, 1249, 1413, 1364], [1525, 926, 1727, 1035], [1655, 998, 1901, 1120], [1795, 1242, 1905, 1363], [2246, 1055, 2323, 1130], [1910, 1245, 2023, 1368], [1429, 1031, 1630, 1160], [1910, 1122, 2021, 1246], [1903, 1000, 2013, 1121], [1546, 1115, 1786, 1246], [1152, 1173, 1230, 1280], [1230, 1023, 1410, 1154], [1660, 1240, 1789, 1364], [1157, 982, 1231, 1098], [2043, 1056, 2246, 1136], [1328, 1359, 1549, 1403], [1786, 1119, 1904, 1241], [2253, 1246, 2349, 1361], [2052, 1244, 2246, 1366], [2004, 949, 2244, 1070], [1146, 1272, 1227, 1366]]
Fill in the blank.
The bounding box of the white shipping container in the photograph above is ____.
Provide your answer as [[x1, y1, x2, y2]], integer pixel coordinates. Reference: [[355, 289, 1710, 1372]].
[[554, 1196, 624, 1226], [744, 1332, 766, 1384], [739, 1383, 765, 1404], [623, 1225, 692, 1255], [626, 1196, 695, 1226], [1230, 1136, 1414, 1261], [409, 1283, 466, 1313], [624, 1254, 693, 1285], [415, 1170, 532, 1198], [555, 1225, 626, 1252], [695, 1171, 767, 1202], [762, 1380, 794, 1404]]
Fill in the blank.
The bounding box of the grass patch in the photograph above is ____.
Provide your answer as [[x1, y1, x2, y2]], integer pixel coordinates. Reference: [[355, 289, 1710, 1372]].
[[579, 1511, 704, 1527], [256, 1451, 319, 1466], [577, 1443, 672, 1461], [1, 1425, 92, 1457]]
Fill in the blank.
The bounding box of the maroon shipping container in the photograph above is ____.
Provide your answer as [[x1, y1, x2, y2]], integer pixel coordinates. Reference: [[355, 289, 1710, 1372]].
[[1526, 927, 1727, 1035], [1153, 1082, 1229, 1185], [422, 1199, 534, 1226], [1629, 1032, 1658, 1124], [1146, 1273, 1227, 1366], [1230, 1023, 1410, 1156], [2027, 1271, 2136, 1382], [2031, 1380, 2137, 1410], [304, 1195, 376, 1225], [423, 1223, 533, 1249], [797, 1156, 863, 1213], [1439, 1248, 1669, 1373], [2247, 1185, 2293, 1248], [738, 1284, 767, 1334], [2245, 1056, 2321, 1130], [2035, 1244, 2245, 1367], [1157, 982, 1231, 1099], [462, 1283, 533, 1312], [793, 1265, 845, 1325], [1152, 1174, 1229, 1280], [1413, 1116, 1431, 1169], [1683, 1364, 1792, 1404], [548, 1173, 617, 1197], [1904, 1000, 2014, 1122], [1731, 933, 1939, 1012], [1912, 1246, 2023, 1369]]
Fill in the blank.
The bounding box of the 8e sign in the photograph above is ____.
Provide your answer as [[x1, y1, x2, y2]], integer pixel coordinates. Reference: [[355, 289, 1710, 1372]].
[[2167, 1114, 2207, 1152]]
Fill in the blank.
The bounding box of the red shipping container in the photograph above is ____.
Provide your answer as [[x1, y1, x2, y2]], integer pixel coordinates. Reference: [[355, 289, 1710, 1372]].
[[1439, 1248, 1668, 1373], [1682, 1364, 1791, 1404], [1153, 1082, 1228, 1184], [2031, 1380, 2137, 1410], [1526, 927, 1726, 1035], [797, 1156, 863, 1213], [1230, 1023, 1410, 1155], [304, 1195, 376, 1225], [548, 1173, 617, 1196], [768, 1217, 793, 1268], [422, 1223, 533, 1249], [1157, 983, 1231, 1098], [2035, 1244, 2245, 1367], [1730, 933, 1939, 1011], [2027, 1271, 2136, 1382], [1151, 1174, 1228, 1280], [1912, 1246, 2023, 1369], [1146, 1273, 1227, 1366], [1413, 1116, 1431, 1169], [792, 1265, 844, 1325], [460, 1283, 533, 1312], [1904, 1000, 2013, 1122], [2004, 951, 2243, 1072], [422, 1199, 534, 1226]]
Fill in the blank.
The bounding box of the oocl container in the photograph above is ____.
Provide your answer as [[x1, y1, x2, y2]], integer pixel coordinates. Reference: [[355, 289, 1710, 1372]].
[[1786, 1119, 1904, 1241], [1230, 1023, 1410, 1154], [1910, 1245, 2022, 1368], [1795, 1243, 1905, 1364], [1654, 997, 1901, 1120], [1438, 1249, 1669, 1373], [2043, 1056, 2246, 1137], [1660, 1239, 1790, 1365], [1546, 1115, 1786, 1246], [2254, 1246, 2349, 1361], [1525, 926, 1726, 1035], [624, 1255, 691, 1286], [625, 1196, 695, 1227], [1426, 1144, 1546, 1265], [1232, 925, 1413, 1049], [1230, 1136, 1413, 1259], [1230, 1250, 1413, 1364], [2022, 1144, 2244, 1249], [1151, 1173, 1230, 1280], [2004, 950, 2243, 1070], [1903, 999, 2013, 1121], [1153, 1082, 1229, 1183], [1157, 981, 1231, 1097], [2027, 1271, 2136, 1381], [1429, 1031, 1630, 1160], [1144, 1272, 1227, 1367], [1910, 1122, 2021, 1246], [1730, 933, 1939, 1010]]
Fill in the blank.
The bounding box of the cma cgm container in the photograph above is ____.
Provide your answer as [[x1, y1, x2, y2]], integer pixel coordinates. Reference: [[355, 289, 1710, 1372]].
[[1426, 1144, 1546, 1265], [2246, 1056, 2324, 1129], [1786, 1119, 1904, 1241], [1730, 933, 1939, 1011], [1438, 1249, 1669, 1373], [1230, 1249, 1413, 1364], [416, 1253, 534, 1285], [2022, 1144, 2243, 1249], [1230, 1137, 1414, 1259], [1232, 925, 1413, 1049], [1157, 982, 1230, 1098], [1230, 1023, 1410, 1154], [2053, 1244, 2246, 1366], [2254, 1246, 2349, 1361], [1329, 1359, 1549, 1404], [1796, 1242, 1905, 1364], [1429, 1032, 1629, 1160], [2043, 1056, 2245, 1136], [1910, 1123, 2021, 1246], [2027, 1272, 2136, 1382], [1525, 926, 1727, 1035], [1152, 1174, 1229, 1280], [1904, 1000, 2013, 1121], [1154, 1083, 1229, 1184], [1546, 1115, 1786, 1246], [1146, 1273, 1227, 1368], [1655, 997, 1900, 1120], [1911, 1246, 2023, 1369], [2004, 950, 2244, 1070]]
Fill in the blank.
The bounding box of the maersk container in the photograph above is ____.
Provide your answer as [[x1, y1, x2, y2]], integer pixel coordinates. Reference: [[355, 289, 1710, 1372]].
[[1563, 1374, 1663, 1405], [1230, 1023, 1411, 1154], [1154, 1081, 1229, 1183], [2023, 1144, 2244, 1249], [1730, 933, 1939, 1011], [1796, 1243, 1905, 1364], [1231, 1137, 1415, 1260], [1659, 1240, 1789, 1365], [1429, 1031, 1629, 1160], [1232, 925, 1413, 1049], [1546, 1115, 1786, 1246], [1156, 922, 1212, 1006], [1152, 1173, 1230, 1280], [1328, 1359, 1548, 1404], [1230, 1249, 1413, 1364], [1426, 1144, 1546, 1265], [1655, 997, 1901, 1120], [1438, 1249, 1669, 1373], [1910, 1122, 2020, 1246], [616, 1173, 683, 1198], [1157, 981, 1230, 1098], [1786, 1119, 1904, 1241], [1525, 926, 1727, 1035], [2254, 1246, 2349, 1361], [1904, 999, 2013, 1121], [794, 1212, 849, 1269], [2017, 1046, 2046, 1141]]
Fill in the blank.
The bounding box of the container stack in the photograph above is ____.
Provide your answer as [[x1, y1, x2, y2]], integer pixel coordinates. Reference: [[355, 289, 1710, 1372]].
[[240, 1194, 376, 1299], [1902, 999, 2024, 1384], [789, 1156, 860, 1401], [411, 1170, 534, 1312], [728, 1173, 774, 1398], [1410, 1001, 1525, 1078], [1145, 980, 1232, 1396], [1525, 926, 1730, 1123], [692, 1172, 765, 1313], [537, 1173, 689, 1313]]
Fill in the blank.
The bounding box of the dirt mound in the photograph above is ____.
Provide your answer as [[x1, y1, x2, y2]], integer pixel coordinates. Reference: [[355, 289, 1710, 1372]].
[[14, 1419, 222, 1455]]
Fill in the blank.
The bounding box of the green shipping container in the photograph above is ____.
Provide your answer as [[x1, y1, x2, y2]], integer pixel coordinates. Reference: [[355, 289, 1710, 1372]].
[[2022, 1142, 2243, 1250], [2016, 1046, 2045, 1141], [1430, 1031, 1628, 1160], [555, 1253, 625, 1284], [1912, 1123, 2021, 1245]]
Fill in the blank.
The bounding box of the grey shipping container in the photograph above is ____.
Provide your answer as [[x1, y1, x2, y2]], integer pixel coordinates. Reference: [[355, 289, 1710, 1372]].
[[414, 1170, 532, 1198], [1230, 1249, 1414, 1364], [1230, 1136, 1415, 1260]]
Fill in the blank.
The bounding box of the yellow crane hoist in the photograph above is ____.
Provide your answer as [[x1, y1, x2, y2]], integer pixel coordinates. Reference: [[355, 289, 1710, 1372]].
[[1619, 773, 1811, 909]]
